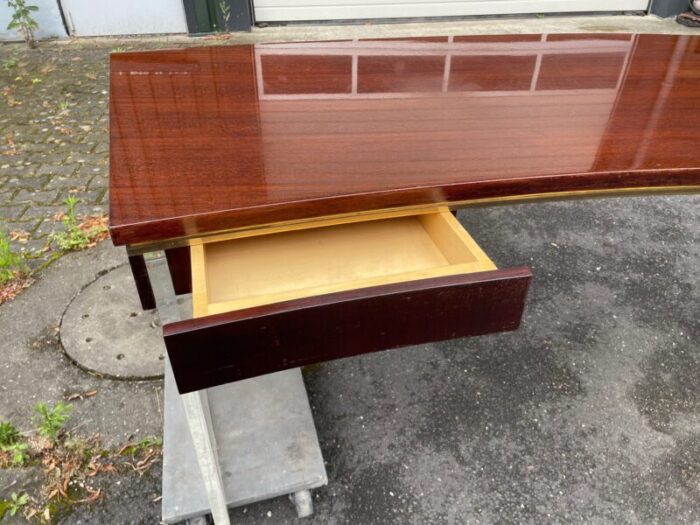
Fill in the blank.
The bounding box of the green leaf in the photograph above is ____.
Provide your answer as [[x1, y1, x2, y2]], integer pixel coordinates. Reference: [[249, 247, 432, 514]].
[[0, 421, 20, 447], [0, 501, 10, 521]]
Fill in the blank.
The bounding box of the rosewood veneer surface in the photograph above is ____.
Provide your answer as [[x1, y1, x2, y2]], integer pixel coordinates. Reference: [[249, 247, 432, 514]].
[[164, 269, 532, 393], [109, 34, 700, 246]]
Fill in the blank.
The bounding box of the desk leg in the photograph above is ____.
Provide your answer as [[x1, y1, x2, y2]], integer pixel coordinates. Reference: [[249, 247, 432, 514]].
[[147, 254, 230, 525], [127, 253, 156, 310]]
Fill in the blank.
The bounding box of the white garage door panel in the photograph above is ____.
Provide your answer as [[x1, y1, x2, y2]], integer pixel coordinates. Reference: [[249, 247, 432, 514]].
[[255, 0, 649, 22], [61, 0, 187, 36]]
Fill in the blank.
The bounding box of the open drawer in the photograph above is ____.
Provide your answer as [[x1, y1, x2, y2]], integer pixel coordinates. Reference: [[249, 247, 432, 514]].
[[164, 208, 532, 393]]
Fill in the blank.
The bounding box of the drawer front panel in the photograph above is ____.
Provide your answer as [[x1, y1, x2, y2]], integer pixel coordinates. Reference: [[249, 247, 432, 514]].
[[165, 267, 531, 393]]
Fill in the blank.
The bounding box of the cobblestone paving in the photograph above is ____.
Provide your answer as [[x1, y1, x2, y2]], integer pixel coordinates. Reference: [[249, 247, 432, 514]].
[[0, 39, 199, 269], [0, 42, 110, 266]]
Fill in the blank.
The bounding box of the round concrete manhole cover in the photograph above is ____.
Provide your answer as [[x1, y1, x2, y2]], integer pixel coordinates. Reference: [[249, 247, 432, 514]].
[[61, 264, 165, 379]]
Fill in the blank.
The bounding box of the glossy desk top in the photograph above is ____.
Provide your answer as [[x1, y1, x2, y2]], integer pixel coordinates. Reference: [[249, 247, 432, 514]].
[[109, 34, 700, 246]]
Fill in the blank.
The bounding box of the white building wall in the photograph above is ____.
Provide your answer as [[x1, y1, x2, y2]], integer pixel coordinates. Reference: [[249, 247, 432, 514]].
[[0, 0, 67, 41], [59, 0, 187, 37]]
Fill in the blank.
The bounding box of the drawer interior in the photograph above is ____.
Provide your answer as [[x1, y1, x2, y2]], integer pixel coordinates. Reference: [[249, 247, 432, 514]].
[[190, 208, 496, 316]]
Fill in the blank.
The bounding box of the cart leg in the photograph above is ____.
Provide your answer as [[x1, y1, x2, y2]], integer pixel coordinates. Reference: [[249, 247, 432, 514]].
[[181, 390, 230, 525], [291, 489, 314, 518], [147, 254, 230, 525]]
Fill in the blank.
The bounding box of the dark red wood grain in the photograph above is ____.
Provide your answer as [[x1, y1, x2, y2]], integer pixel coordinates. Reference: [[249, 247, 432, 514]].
[[164, 267, 532, 393], [109, 34, 700, 247]]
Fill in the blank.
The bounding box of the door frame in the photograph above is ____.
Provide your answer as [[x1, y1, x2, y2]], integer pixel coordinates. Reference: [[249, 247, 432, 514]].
[[183, 0, 253, 33]]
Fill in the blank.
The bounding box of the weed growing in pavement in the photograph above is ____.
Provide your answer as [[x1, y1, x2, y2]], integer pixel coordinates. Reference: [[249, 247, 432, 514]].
[[34, 402, 73, 443], [0, 421, 20, 446], [2, 197, 107, 303], [2, 58, 18, 71], [0, 231, 27, 286], [0, 421, 28, 466], [0, 401, 163, 521], [4, 442, 29, 466], [50, 197, 108, 251], [8, 492, 28, 516], [0, 492, 28, 521], [118, 436, 163, 457]]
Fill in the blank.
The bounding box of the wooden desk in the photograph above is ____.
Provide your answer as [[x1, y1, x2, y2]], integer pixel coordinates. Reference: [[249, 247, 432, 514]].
[[110, 33, 700, 248], [109, 33, 699, 524], [109, 33, 699, 394]]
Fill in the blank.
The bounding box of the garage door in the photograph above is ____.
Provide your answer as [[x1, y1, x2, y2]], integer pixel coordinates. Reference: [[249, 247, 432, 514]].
[[254, 0, 649, 22]]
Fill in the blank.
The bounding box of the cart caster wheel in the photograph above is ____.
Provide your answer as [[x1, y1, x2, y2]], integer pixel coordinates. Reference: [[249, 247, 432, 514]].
[[290, 489, 314, 518], [185, 514, 213, 525]]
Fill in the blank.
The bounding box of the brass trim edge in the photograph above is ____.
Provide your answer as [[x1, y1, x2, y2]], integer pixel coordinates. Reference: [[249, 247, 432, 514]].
[[125, 185, 700, 254]]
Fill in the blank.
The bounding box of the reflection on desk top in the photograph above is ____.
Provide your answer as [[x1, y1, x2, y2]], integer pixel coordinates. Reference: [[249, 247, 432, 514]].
[[109, 33, 700, 247]]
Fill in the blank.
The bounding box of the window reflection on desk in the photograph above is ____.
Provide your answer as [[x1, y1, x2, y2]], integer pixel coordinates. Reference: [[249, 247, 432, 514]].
[[253, 34, 637, 194], [255, 34, 634, 98]]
